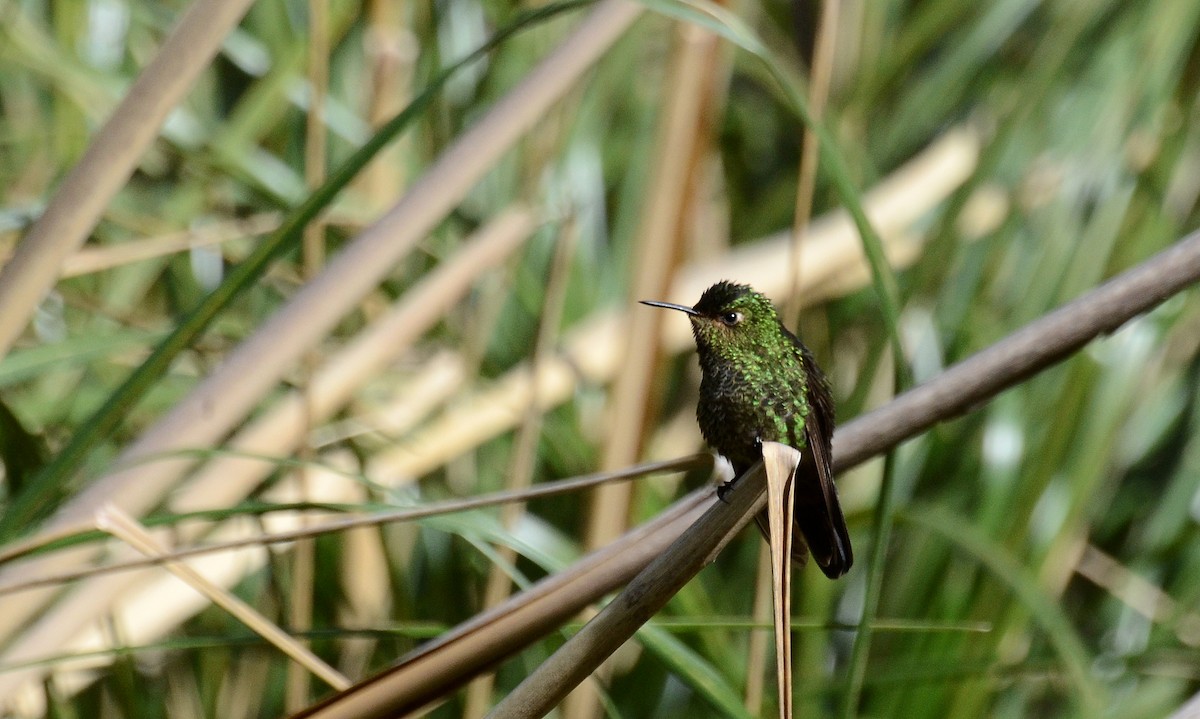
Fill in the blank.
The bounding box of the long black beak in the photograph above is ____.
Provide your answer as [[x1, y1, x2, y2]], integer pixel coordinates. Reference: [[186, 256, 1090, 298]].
[[639, 300, 700, 316]]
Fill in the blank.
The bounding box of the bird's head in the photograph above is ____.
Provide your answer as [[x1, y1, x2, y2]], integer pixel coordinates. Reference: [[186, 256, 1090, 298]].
[[641, 281, 782, 359]]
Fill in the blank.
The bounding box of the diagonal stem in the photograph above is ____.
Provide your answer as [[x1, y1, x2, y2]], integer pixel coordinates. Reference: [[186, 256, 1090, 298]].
[[487, 229, 1200, 715]]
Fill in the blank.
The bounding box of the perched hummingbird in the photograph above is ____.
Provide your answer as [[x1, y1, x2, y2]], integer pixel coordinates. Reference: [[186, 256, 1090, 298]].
[[641, 281, 852, 578]]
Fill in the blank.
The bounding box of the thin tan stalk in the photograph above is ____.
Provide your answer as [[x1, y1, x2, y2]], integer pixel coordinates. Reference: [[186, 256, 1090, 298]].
[[570, 20, 721, 719], [466, 224, 579, 717], [771, 2, 842, 705], [0, 0, 256, 359], [95, 505, 350, 691], [785, 0, 841, 326], [762, 442, 801, 719], [358, 0, 413, 210], [0, 456, 710, 598], [290, 0, 331, 707], [743, 545, 772, 712], [57, 213, 281, 277], [587, 19, 719, 549], [1075, 544, 1200, 647]]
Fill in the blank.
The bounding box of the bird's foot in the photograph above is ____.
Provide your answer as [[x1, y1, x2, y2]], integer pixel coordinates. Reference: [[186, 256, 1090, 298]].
[[716, 480, 734, 504]]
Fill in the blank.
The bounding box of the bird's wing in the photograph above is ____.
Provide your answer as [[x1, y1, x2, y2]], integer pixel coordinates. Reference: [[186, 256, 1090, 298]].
[[795, 338, 854, 578]]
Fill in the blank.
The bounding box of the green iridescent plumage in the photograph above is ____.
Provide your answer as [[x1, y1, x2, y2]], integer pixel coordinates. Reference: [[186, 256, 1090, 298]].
[[642, 281, 852, 579]]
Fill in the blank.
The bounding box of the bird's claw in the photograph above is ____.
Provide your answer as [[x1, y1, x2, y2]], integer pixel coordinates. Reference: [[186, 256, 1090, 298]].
[[716, 481, 733, 504]]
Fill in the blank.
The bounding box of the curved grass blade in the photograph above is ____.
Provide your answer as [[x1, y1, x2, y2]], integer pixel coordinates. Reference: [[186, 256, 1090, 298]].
[[900, 504, 1106, 716]]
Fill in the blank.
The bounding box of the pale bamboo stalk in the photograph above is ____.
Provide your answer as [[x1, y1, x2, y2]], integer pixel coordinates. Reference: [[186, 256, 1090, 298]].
[[359, 0, 414, 210], [58, 213, 281, 277], [0, 210, 536, 699], [773, 5, 843, 708], [784, 0, 841, 326], [587, 20, 718, 550], [290, 0, 331, 707], [569, 22, 723, 719], [763, 442, 801, 719], [312, 352, 466, 447], [0, 0, 256, 359], [0, 457, 709, 599], [1075, 544, 1200, 647], [743, 545, 772, 712]]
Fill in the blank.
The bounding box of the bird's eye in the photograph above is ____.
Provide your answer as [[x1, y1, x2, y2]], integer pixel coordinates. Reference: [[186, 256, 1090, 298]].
[[721, 311, 743, 326]]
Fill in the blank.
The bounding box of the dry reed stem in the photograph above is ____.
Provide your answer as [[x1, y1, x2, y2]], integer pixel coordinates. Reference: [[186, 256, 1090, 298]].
[[0, 0, 256, 359], [466, 223, 578, 718], [358, 0, 414, 210], [291, 490, 714, 719], [588, 20, 719, 548], [94, 505, 350, 691], [0, 457, 711, 599], [763, 442, 801, 719], [568, 22, 723, 718], [290, 0, 332, 706], [489, 227, 1200, 717], [58, 213, 281, 277], [5, 463, 365, 716], [784, 0, 841, 327]]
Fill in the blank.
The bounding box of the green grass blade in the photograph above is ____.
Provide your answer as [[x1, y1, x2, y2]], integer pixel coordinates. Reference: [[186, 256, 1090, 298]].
[[900, 504, 1107, 716]]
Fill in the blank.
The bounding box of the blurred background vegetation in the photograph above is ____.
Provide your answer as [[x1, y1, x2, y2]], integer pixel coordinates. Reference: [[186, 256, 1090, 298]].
[[1, 0, 1199, 717]]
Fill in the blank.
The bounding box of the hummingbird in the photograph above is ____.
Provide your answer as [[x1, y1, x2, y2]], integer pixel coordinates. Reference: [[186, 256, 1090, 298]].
[[641, 281, 852, 578]]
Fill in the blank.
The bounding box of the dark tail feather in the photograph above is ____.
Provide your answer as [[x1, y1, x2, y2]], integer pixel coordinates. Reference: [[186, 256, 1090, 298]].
[[793, 462, 853, 579]]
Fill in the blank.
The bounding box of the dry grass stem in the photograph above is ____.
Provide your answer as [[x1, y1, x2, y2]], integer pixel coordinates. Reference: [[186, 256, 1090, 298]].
[[0, 456, 711, 600], [468, 224, 578, 717], [58, 213, 281, 277], [569, 22, 722, 717], [1075, 544, 1200, 647], [785, 0, 841, 326], [290, 491, 713, 719], [93, 504, 350, 691], [762, 442, 801, 719]]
